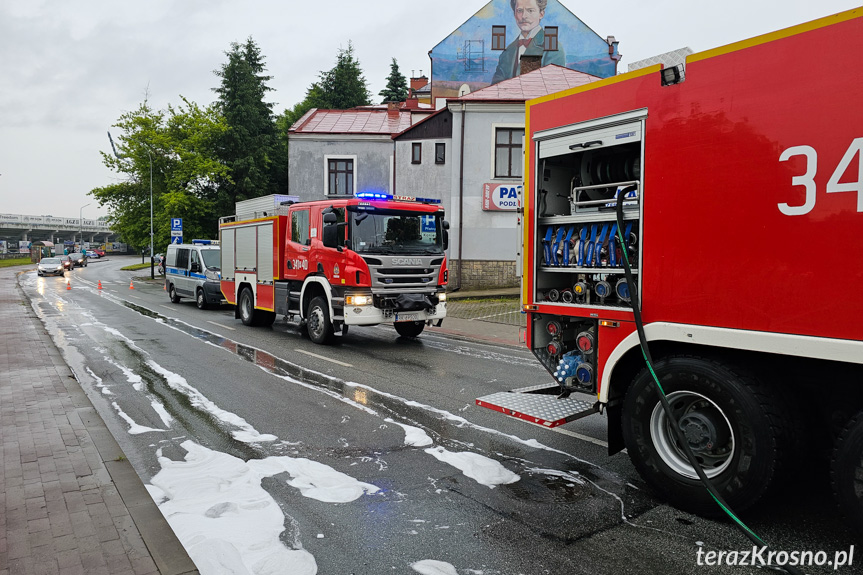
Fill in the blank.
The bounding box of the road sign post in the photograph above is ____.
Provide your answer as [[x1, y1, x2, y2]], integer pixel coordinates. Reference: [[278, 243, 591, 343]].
[[171, 218, 183, 246]]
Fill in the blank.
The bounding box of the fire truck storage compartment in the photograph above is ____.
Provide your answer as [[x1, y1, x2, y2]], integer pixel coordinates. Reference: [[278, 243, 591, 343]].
[[534, 117, 643, 310]]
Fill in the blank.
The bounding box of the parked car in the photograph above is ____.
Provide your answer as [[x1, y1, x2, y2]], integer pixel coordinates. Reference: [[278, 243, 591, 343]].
[[85, 250, 99, 259], [37, 257, 66, 276], [70, 252, 88, 267], [93, 248, 106, 257]]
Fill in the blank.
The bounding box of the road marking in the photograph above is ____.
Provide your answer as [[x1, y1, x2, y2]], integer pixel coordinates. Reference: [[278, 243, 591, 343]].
[[126, 294, 140, 299], [294, 349, 353, 367], [550, 426, 609, 448], [207, 321, 235, 331], [159, 305, 174, 311]]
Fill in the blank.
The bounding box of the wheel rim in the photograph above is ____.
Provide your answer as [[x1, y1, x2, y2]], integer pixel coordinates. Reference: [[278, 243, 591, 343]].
[[197, 292, 204, 306], [308, 306, 325, 340], [241, 293, 251, 320], [650, 390, 735, 480], [170, 286, 176, 299]]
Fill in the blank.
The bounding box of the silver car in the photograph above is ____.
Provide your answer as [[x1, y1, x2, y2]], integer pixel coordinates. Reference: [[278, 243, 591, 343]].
[[37, 257, 66, 276]]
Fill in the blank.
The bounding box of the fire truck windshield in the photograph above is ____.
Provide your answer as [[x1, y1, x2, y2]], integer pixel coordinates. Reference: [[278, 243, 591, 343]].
[[348, 208, 444, 255]]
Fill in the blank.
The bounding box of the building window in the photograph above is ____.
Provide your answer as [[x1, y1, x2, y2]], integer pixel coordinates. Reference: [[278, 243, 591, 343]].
[[291, 209, 309, 245], [492, 26, 506, 51], [435, 143, 446, 164], [327, 158, 354, 196], [544, 27, 559, 51], [494, 128, 524, 178], [412, 143, 422, 164]]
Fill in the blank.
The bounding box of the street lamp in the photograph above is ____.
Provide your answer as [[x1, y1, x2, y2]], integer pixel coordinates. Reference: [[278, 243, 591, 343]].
[[107, 131, 154, 279], [79, 203, 90, 251]]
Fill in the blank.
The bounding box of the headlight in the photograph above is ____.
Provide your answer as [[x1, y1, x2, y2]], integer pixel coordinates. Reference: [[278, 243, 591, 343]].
[[345, 294, 371, 306], [205, 269, 220, 282], [438, 293, 447, 302]]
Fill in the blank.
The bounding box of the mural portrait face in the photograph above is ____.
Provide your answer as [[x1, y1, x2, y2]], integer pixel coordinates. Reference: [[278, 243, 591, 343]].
[[513, 0, 544, 35]]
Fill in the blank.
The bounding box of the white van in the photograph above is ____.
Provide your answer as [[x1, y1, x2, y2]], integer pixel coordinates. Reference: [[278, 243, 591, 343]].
[[164, 240, 223, 309]]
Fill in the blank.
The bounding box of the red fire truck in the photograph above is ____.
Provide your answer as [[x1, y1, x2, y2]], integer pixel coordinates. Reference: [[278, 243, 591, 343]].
[[477, 8, 863, 527], [219, 193, 449, 344]]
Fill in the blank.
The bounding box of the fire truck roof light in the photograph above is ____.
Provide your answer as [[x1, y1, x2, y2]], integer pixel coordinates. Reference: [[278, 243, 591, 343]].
[[355, 191, 441, 204]]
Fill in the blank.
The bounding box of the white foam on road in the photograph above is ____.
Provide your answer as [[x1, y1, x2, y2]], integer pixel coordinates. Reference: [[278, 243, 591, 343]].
[[385, 418, 433, 447], [146, 359, 277, 443], [111, 402, 165, 435], [251, 457, 380, 503], [102, 356, 144, 391], [148, 441, 317, 575], [424, 446, 520, 488], [411, 559, 460, 575]]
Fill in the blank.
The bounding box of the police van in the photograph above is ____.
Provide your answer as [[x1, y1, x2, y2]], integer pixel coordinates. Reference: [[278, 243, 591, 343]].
[[164, 240, 223, 309]]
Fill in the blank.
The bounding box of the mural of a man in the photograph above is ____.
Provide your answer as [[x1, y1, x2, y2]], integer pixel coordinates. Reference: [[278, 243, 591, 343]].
[[491, 0, 566, 84]]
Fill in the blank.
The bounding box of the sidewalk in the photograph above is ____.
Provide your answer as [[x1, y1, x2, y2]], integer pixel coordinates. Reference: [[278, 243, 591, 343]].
[[0, 267, 197, 575]]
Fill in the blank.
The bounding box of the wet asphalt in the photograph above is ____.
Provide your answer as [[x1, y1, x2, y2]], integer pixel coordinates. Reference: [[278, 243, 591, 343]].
[[17, 256, 861, 575]]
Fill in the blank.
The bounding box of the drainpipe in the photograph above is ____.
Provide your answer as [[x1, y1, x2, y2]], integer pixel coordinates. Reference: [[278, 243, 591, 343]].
[[457, 102, 465, 290], [392, 138, 397, 194]]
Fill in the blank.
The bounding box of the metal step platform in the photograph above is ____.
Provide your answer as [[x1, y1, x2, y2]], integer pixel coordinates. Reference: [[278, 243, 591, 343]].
[[476, 383, 598, 428]]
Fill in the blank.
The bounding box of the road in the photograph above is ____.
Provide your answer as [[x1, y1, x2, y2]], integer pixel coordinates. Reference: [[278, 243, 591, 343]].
[[19, 256, 859, 575]]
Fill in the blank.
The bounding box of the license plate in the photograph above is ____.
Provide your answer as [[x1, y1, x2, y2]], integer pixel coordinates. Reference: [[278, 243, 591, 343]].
[[395, 313, 419, 322]]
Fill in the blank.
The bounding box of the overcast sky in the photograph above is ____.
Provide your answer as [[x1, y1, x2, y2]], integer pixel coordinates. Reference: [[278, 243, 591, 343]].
[[0, 0, 859, 219]]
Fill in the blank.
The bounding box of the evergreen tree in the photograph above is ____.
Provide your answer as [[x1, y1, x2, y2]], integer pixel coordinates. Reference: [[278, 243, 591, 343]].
[[317, 42, 373, 109], [213, 37, 278, 213], [379, 58, 408, 103]]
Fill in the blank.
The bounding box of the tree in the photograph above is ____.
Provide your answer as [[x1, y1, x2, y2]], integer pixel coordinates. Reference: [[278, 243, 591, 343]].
[[91, 97, 228, 251], [318, 42, 372, 109], [213, 37, 278, 214], [379, 58, 408, 103]]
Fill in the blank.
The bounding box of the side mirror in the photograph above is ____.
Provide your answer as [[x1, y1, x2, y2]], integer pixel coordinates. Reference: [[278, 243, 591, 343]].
[[190, 262, 200, 273], [442, 220, 450, 230], [443, 230, 449, 251], [323, 212, 337, 224], [322, 225, 339, 249]]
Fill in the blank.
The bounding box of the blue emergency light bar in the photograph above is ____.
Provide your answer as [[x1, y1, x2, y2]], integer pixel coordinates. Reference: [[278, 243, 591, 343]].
[[191, 239, 215, 245], [355, 191, 441, 204]]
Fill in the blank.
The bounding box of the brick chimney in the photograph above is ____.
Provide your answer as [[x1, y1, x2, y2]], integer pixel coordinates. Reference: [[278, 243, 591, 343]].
[[410, 75, 429, 93], [519, 55, 542, 76], [387, 101, 400, 117]]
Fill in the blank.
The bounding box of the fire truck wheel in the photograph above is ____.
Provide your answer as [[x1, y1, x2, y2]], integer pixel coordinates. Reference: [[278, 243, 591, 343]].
[[306, 296, 334, 344], [831, 411, 863, 535], [238, 288, 255, 326], [394, 321, 425, 338], [169, 284, 181, 304], [622, 355, 789, 516], [196, 288, 208, 310]]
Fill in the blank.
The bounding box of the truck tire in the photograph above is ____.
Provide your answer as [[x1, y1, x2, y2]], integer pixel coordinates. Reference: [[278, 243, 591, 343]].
[[621, 355, 789, 516], [238, 288, 255, 326], [169, 284, 181, 304], [394, 321, 425, 338], [306, 296, 334, 344], [831, 411, 863, 535], [196, 288, 208, 310]]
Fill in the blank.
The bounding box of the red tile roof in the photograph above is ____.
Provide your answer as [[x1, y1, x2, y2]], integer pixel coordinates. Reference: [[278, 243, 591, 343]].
[[289, 108, 432, 135], [456, 64, 601, 102]]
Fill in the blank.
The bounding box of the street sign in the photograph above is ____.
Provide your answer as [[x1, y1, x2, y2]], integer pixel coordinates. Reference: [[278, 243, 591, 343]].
[[171, 236, 183, 245], [171, 218, 183, 232]]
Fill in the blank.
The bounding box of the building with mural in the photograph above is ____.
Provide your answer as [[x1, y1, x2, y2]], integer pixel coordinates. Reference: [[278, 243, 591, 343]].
[[428, 0, 619, 106]]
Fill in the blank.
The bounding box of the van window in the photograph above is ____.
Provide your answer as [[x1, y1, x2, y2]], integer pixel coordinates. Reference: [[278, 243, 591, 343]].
[[176, 248, 190, 270], [291, 210, 310, 245], [201, 249, 220, 270], [166, 248, 177, 267], [190, 250, 200, 271]]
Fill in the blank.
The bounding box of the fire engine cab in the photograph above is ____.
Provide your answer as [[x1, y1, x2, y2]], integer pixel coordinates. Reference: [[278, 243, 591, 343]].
[[219, 193, 449, 344], [477, 7, 863, 529]]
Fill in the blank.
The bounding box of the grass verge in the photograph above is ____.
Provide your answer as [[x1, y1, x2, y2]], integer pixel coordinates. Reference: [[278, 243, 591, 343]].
[[0, 257, 33, 268]]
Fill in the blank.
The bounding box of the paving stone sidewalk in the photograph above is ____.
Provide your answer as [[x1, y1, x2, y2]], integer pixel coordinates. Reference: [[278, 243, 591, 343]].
[[0, 268, 197, 575]]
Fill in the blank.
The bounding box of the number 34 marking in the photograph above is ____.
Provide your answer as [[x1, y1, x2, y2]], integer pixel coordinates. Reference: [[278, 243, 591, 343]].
[[779, 137, 863, 215]]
